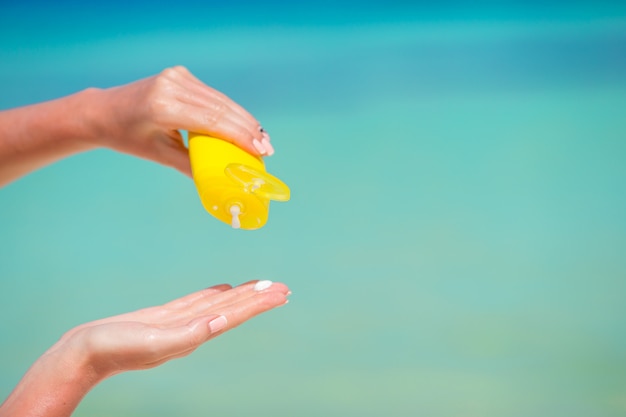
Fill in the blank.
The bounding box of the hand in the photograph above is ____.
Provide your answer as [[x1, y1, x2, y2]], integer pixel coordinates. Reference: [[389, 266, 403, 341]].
[[0, 280, 289, 417], [67, 280, 289, 376], [87, 66, 275, 177], [0, 66, 273, 185]]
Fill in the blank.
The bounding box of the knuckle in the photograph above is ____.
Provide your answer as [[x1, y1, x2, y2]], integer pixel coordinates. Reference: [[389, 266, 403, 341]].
[[145, 81, 172, 111], [203, 112, 218, 129], [212, 101, 226, 117], [151, 69, 178, 96], [159, 66, 177, 79], [172, 65, 189, 75], [160, 65, 188, 79], [147, 97, 171, 123], [204, 103, 226, 128]]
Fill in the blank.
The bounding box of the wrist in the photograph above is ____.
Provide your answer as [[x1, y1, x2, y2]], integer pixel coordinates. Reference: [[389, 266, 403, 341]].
[[0, 87, 106, 186], [61, 87, 106, 149], [27, 87, 104, 153], [0, 334, 102, 417]]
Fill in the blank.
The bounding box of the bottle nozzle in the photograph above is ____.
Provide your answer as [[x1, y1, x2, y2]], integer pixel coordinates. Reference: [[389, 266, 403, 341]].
[[229, 205, 241, 229]]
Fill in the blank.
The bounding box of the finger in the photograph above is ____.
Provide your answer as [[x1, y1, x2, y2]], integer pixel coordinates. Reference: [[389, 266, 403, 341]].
[[168, 86, 261, 142], [213, 286, 288, 332], [138, 285, 289, 364], [153, 131, 193, 178], [164, 104, 267, 157], [186, 280, 289, 317], [161, 287, 288, 358], [164, 68, 268, 153], [171, 66, 262, 129], [164, 146, 192, 178], [148, 282, 258, 328], [180, 280, 259, 314], [173, 73, 261, 133], [144, 286, 286, 363], [156, 281, 289, 328], [162, 284, 233, 311], [209, 280, 290, 312]]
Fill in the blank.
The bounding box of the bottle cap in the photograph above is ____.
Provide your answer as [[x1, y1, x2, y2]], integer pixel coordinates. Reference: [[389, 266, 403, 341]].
[[225, 163, 290, 202], [189, 133, 290, 230]]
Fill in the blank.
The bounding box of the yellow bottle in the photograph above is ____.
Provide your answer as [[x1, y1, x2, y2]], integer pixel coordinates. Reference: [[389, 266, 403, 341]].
[[188, 132, 290, 230]]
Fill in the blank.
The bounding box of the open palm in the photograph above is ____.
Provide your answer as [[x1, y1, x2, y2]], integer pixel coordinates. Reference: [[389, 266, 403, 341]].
[[57, 280, 289, 377]]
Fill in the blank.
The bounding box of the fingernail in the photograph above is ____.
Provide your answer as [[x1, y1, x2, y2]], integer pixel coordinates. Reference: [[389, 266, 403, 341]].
[[262, 138, 275, 156], [208, 315, 228, 333], [252, 139, 266, 155], [286, 291, 292, 296], [254, 280, 273, 291]]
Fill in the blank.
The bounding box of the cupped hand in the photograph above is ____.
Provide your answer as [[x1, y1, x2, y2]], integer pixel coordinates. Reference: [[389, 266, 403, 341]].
[[88, 66, 274, 177], [59, 280, 289, 378], [0, 281, 289, 417]]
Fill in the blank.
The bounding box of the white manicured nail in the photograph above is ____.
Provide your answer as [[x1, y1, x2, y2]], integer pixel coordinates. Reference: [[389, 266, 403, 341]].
[[254, 280, 272, 291], [262, 138, 274, 156], [208, 315, 228, 333], [252, 139, 266, 154]]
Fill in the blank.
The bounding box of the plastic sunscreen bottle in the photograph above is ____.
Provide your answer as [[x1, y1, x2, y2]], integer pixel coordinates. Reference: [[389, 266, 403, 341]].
[[188, 132, 290, 230]]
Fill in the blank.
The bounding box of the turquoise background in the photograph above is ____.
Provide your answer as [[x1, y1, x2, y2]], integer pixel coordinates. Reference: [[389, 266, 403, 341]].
[[1, 2, 626, 416]]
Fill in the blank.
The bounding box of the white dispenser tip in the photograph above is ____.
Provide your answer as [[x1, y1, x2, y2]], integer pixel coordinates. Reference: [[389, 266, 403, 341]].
[[229, 205, 241, 229]]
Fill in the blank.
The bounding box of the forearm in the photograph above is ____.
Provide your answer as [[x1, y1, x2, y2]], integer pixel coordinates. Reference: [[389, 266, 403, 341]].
[[0, 340, 102, 417], [0, 89, 102, 187]]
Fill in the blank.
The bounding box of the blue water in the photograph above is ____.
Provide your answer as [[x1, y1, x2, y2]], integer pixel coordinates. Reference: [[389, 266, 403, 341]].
[[1, 2, 626, 416]]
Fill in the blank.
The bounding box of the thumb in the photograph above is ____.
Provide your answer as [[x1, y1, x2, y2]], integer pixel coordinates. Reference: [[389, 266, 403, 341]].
[[152, 131, 193, 178]]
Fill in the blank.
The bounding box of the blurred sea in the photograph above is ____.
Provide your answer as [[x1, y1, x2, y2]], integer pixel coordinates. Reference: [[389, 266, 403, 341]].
[[1, 2, 625, 416]]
